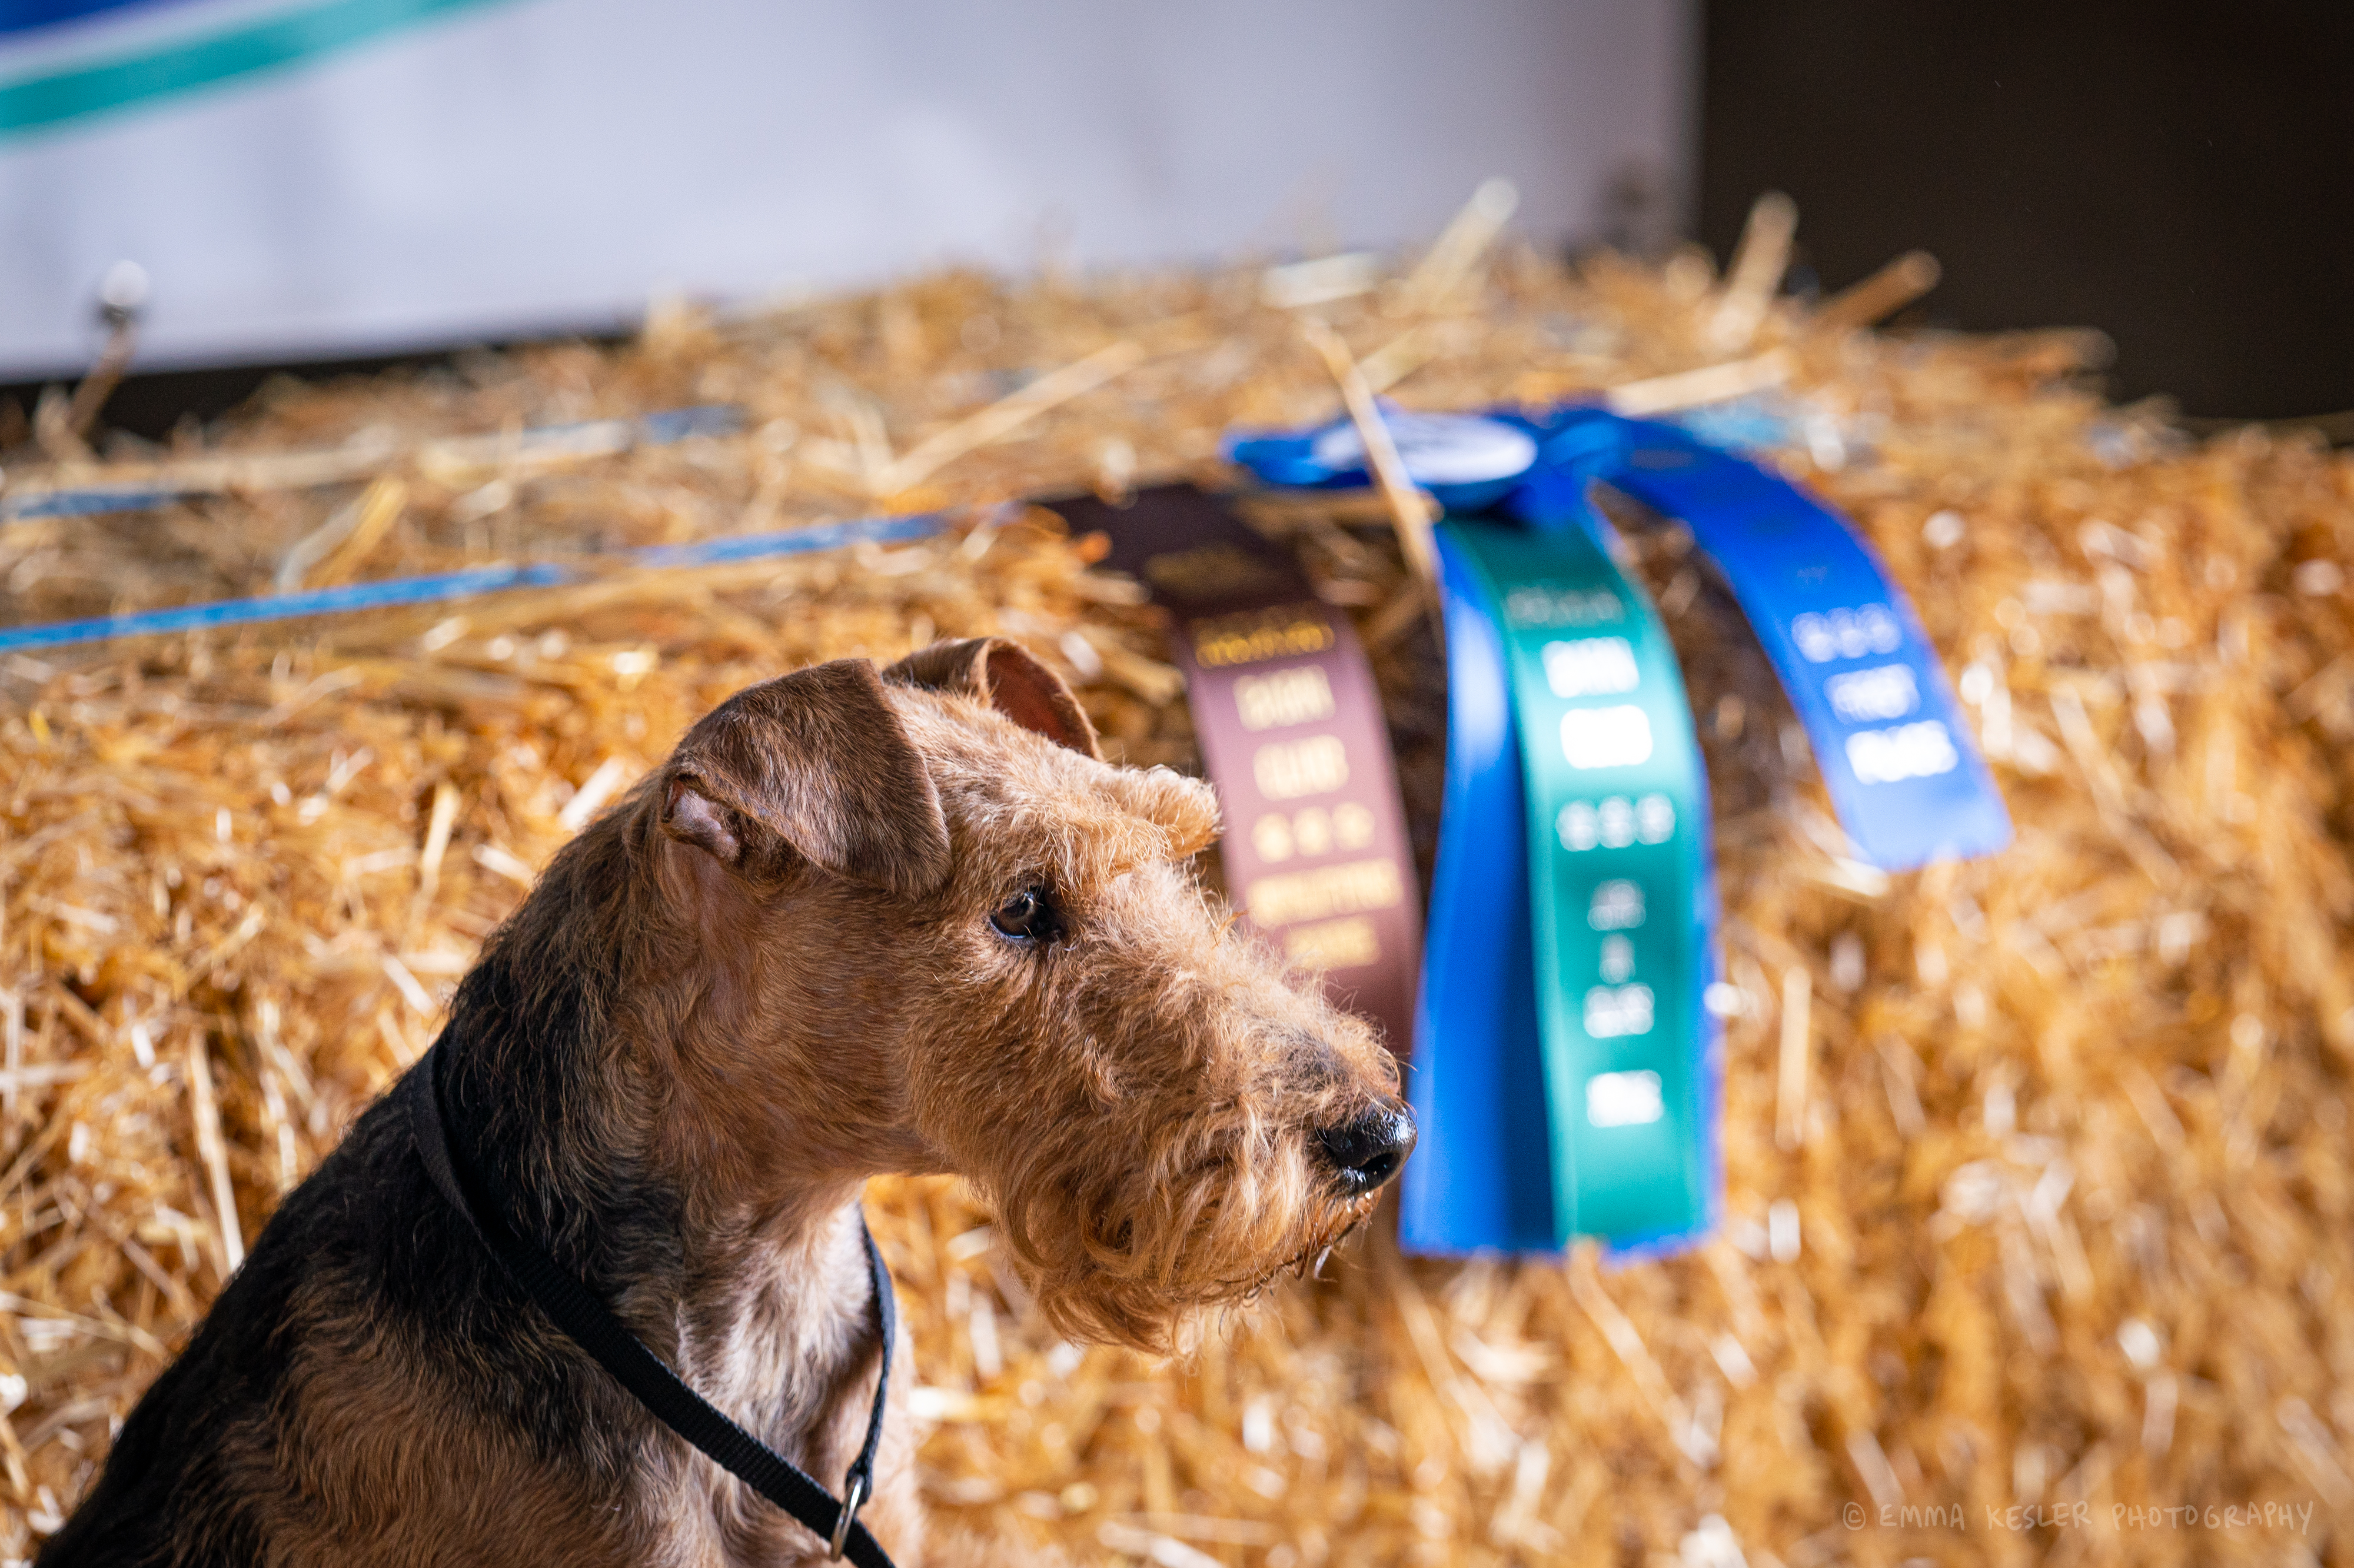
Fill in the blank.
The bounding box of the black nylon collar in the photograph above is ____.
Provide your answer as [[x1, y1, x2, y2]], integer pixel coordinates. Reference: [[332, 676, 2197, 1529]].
[[400, 1041, 898, 1566]]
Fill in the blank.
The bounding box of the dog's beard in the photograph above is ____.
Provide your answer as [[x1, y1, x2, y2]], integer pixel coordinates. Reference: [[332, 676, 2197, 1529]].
[[1254, 1201, 1377, 1293], [984, 1123, 1377, 1353]]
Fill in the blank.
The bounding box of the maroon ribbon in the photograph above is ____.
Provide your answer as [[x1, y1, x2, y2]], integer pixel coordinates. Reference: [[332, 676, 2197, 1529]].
[[1047, 485, 1422, 1051]]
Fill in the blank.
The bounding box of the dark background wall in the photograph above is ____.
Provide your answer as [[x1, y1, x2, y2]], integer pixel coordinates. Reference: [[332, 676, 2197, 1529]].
[[1700, 2, 2354, 419]]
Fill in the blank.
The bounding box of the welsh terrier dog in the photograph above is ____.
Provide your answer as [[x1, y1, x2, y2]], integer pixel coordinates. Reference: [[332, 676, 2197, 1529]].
[[44, 639, 1414, 1566]]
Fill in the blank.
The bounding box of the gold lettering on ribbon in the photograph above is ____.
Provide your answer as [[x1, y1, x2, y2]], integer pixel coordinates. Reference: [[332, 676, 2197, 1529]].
[[1191, 606, 1338, 668], [1145, 543, 1291, 601], [1245, 858, 1404, 927]]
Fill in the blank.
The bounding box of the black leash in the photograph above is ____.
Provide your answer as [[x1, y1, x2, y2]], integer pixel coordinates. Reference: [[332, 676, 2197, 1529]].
[[400, 1042, 897, 1566]]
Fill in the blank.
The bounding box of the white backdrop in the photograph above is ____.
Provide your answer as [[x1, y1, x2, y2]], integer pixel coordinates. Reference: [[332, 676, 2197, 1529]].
[[0, 0, 1694, 379]]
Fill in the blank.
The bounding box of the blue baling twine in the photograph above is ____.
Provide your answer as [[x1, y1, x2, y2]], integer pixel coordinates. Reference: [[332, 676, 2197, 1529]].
[[0, 405, 746, 526], [0, 511, 945, 655], [4, 487, 188, 522]]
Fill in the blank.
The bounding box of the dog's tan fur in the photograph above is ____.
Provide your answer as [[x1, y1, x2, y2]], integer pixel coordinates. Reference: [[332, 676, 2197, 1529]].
[[46, 640, 1408, 1567]]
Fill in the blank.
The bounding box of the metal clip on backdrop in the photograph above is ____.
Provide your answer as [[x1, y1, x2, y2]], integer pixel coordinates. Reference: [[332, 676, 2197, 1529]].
[[1046, 485, 1422, 1054]]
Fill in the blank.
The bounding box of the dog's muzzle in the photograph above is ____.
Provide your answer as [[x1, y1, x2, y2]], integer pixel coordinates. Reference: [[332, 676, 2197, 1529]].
[[1315, 1104, 1416, 1196]]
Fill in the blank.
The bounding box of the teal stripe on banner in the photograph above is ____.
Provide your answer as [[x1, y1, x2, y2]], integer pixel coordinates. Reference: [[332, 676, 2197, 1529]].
[[0, 0, 513, 140]]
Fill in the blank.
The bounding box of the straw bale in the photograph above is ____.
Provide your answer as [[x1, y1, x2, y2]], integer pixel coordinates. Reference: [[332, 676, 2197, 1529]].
[[1, 218, 2350, 1565]]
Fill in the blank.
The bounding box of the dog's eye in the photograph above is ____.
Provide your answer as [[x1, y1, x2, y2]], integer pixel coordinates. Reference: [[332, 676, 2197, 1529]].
[[989, 885, 1059, 944]]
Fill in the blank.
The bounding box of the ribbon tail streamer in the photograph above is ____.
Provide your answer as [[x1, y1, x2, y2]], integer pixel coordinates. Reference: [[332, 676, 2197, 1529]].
[[1411, 500, 1717, 1256], [1399, 530, 1556, 1253], [1551, 412, 2011, 870]]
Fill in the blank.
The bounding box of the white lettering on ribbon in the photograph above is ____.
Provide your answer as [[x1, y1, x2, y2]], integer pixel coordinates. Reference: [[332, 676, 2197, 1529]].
[[1791, 604, 1903, 663], [1586, 1068, 1665, 1127], [1558, 794, 1675, 853], [1588, 879, 1645, 930], [1583, 983, 1655, 1038], [1560, 705, 1653, 769], [1824, 663, 1919, 722], [1845, 720, 1959, 784], [1542, 636, 1640, 699], [1598, 934, 1635, 984]]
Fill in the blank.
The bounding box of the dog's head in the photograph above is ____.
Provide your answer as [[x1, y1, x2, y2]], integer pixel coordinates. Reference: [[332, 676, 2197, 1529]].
[[648, 642, 1412, 1349]]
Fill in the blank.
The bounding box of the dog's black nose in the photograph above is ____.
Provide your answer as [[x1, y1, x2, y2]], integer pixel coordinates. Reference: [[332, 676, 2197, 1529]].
[[1315, 1104, 1417, 1194]]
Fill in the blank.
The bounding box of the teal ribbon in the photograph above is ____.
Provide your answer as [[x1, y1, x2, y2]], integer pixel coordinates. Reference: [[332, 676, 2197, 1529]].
[[1435, 514, 1714, 1249]]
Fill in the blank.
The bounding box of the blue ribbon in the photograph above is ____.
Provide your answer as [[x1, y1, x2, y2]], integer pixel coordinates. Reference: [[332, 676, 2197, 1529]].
[[1524, 409, 2009, 868], [1226, 405, 2010, 870], [1399, 529, 1557, 1251]]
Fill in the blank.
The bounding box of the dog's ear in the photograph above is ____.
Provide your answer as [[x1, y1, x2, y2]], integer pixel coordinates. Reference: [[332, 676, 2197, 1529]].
[[885, 637, 1101, 760], [662, 659, 951, 896]]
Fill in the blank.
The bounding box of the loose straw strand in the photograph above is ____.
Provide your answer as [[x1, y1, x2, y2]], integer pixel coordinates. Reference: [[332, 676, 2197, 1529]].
[[1399, 177, 1519, 313], [1817, 249, 1943, 329], [1607, 350, 1793, 418], [873, 339, 1145, 497], [1777, 964, 1813, 1151], [1299, 316, 1439, 590], [1707, 191, 1798, 352], [186, 1033, 244, 1276]]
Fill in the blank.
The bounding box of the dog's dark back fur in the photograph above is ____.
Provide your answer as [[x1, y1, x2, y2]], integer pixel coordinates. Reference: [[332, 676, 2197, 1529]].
[[40, 800, 709, 1563]]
